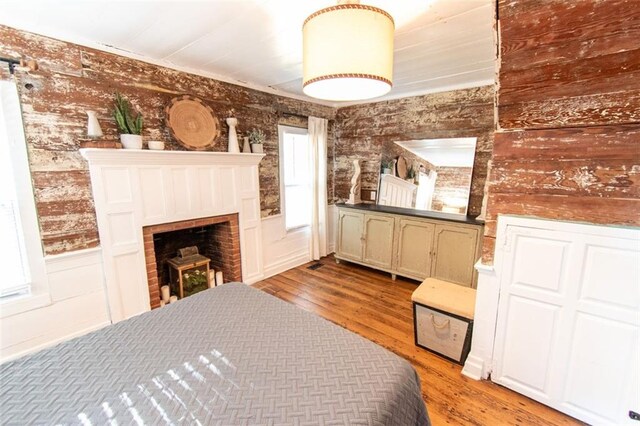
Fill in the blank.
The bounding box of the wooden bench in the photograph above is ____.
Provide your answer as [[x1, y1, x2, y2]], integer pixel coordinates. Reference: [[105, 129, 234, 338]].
[[412, 278, 476, 364]]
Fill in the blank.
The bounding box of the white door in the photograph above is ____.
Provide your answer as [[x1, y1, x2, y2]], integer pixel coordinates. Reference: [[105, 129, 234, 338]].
[[492, 224, 640, 425]]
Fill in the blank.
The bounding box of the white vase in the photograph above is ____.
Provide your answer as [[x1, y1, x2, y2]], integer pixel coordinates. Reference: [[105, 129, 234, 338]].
[[242, 137, 251, 153], [226, 117, 240, 153], [120, 134, 143, 149], [251, 143, 264, 153], [86, 110, 103, 138]]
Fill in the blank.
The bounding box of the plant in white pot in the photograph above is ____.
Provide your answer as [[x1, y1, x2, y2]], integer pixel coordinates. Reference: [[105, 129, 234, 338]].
[[114, 92, 143, 149], [248, 128, 265, 153]]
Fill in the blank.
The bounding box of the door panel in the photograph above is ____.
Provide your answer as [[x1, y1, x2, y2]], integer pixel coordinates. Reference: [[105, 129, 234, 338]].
[[396, 219, 434, 279], [431, 224, 479, 287], [336, 211, 364, 261], [497, 295, 561, 401], [362, 214, 394, 269], [561, 312, 638, 424]]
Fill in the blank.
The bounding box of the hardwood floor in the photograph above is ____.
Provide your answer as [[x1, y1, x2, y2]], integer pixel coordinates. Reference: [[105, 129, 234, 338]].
[[253, 255, 581, 426]]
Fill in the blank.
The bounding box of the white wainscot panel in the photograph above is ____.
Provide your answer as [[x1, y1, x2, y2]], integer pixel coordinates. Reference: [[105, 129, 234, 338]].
[[171, 168, 189, 215], [562, 312, 639, 424], [102, 168, 132, 204], [197, 168, 214, 211], [499, 296, 560, 398], [0, 248, 109, 363], [139, 168, 165, 220], [241, 198, 260, 223], [210, 168, 223, 211], [220, 167, 237, 210], [239, 166, 258, 195], [113, 253, 147, 319], [261, 215, 311, 279], [241, 226, 262, 283], [108, 212, 137, 247], [511, 236, 569, 295]]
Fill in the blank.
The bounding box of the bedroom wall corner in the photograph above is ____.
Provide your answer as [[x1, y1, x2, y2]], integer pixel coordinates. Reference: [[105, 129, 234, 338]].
[[0, 248, 110, 363], [259, 204, 338, 280]]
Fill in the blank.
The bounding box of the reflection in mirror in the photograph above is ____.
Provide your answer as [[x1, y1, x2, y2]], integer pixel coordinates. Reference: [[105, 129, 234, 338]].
[[377, 137, 477, 215]]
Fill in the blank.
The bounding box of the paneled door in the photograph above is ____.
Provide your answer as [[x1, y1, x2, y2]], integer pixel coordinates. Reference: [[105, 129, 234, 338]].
[[362, 214, 395, 269], [395, 218, 435, 279], [336, 210, 364, 262], [492, 224, 640, 425]]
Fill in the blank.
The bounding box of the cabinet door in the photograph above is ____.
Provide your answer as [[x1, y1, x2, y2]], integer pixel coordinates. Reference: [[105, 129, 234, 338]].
[[396, 218, 435, 279], [492, 225, 640, 425], [337, 210, 364, 261], [362, 214, 395, 269], [431, 224, 480, 287]]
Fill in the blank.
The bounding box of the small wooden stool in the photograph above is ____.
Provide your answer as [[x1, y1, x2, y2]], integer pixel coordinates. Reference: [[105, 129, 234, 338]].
[[412, 278, 476, 364]]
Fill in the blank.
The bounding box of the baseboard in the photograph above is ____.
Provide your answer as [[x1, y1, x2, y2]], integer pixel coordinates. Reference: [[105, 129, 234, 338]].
[[262, 252, 311, 279], [462, 354, 486, 380]]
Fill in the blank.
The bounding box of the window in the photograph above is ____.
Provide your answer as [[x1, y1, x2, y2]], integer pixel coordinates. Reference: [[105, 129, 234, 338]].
[[0, 81, 48, 305], [279, 126, 311, 230]]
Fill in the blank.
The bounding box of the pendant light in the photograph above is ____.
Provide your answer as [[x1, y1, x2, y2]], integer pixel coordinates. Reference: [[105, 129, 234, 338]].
[[302, 0, 394, 102]]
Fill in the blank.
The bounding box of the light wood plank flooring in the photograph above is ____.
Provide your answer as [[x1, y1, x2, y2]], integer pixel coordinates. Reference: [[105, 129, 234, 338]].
[[253, 255, 581, 426]]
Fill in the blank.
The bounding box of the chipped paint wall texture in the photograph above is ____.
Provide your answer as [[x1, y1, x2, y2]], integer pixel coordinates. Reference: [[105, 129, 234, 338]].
[[482, 0, 640, 262], [334, 86, 495, 216], [0, 25, 335, 255]]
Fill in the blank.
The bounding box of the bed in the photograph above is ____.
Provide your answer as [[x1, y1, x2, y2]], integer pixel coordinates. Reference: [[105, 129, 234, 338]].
[[0, 283, 429, 425]]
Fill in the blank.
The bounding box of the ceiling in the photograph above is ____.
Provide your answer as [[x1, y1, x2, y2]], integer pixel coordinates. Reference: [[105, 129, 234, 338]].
[[0, 0, 496, 107]]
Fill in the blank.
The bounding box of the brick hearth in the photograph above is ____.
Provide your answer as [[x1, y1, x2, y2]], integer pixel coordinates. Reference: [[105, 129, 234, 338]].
[[143, 214, 241, 309]]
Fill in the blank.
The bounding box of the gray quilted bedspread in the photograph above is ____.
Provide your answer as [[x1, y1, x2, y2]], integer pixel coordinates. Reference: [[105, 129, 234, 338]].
[[0, 283, 429, 425]]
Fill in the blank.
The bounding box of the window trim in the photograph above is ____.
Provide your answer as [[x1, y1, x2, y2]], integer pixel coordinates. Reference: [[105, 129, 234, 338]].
[[0, 81, 50, 318], [278, 125, 311, 232]]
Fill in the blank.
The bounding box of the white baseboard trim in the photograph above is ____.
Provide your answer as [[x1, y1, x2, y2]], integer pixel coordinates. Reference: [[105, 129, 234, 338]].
[[462, 354, 486, 380], [262, 252, 311, 280]]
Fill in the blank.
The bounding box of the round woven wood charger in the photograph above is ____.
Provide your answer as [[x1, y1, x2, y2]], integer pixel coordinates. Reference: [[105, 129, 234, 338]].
[[165, 95, 220, 150]]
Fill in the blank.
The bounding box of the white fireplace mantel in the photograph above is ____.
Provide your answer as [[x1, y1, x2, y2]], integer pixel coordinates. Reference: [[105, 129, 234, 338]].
[[81, 148, 265, 323], [81, 148, 265, 166]]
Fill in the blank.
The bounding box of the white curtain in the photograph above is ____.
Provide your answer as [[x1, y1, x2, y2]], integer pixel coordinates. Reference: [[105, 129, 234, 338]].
[[308, 116, 328, 260]]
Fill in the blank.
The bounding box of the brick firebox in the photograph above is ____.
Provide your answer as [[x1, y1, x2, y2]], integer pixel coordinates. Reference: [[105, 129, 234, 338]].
[[143, 214, 242, 309]]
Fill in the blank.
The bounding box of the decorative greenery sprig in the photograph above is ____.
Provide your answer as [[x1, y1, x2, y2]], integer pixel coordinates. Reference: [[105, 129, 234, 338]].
[[381, 159, 394, 169], [182, 269, 208, 289], [248, 128, 265, 144], [407, 165, 417, 179], [113, 92, 143, 135]]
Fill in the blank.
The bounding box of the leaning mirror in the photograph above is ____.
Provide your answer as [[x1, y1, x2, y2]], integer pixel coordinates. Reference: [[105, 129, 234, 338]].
[[377, 137, 477, 215]]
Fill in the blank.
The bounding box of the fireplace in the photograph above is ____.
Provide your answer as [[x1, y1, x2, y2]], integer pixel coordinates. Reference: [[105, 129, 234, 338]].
[[143, 214, 241, 309], [81, 148, 264, 322]]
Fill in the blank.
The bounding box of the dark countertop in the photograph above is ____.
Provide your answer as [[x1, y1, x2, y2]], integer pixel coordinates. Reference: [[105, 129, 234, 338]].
[[336, 203, 484, 225]]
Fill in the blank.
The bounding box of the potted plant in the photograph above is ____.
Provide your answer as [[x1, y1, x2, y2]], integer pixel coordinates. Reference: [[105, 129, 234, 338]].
[[113, 92, 143, 149], [248, 128, 265, 153], [406, 165, 417, 184], [381, 159, 393, 175]]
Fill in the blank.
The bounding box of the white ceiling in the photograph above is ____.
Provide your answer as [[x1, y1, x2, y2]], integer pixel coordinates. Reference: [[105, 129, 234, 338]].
[[396, 138, 477, 167], [0, 0, 496, 107]]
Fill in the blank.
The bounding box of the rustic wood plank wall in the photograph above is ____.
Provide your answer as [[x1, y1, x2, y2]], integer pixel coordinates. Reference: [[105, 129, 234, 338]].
[[483, 0, 640, 262], [334, 86, 495, 216], [0, 25, 336, 255]]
